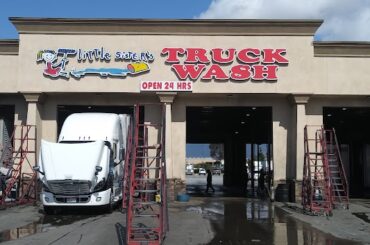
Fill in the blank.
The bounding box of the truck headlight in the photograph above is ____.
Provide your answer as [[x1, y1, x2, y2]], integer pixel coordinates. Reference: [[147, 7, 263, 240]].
[[93, 178, 106, 192]]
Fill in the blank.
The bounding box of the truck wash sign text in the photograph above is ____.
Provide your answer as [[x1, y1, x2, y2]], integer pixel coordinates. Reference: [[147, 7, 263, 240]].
[[161, 48, 288, 81]]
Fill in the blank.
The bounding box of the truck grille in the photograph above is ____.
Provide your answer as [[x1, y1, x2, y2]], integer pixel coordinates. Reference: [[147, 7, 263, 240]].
[[55, 195, 90, 203], [47, 180, 92, 195]]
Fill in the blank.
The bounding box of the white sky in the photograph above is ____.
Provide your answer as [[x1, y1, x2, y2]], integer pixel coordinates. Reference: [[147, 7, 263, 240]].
[[198, 0, 370, 41]]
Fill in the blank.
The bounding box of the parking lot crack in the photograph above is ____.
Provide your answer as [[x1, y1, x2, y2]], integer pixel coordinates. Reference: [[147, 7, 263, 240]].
[[77, 234, 83, 244], [48, 231, 72, 245]]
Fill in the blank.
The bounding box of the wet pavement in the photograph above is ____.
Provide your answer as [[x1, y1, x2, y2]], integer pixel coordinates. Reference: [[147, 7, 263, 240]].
[[0, 220, 41, 243], [352, 212, 370, 224], [186, 178, 363, 245], [0, 195, 368, 244], [0, 207, 105, 243], [188, 198, 360, 245]]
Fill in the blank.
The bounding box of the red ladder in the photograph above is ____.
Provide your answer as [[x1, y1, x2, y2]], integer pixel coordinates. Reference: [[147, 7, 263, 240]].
[[324, 129, 349, 209], [18, 171, 37, 205], [125, 104, 168, 245], [302, 126, 332, 215], [0, 125, 37, 206]]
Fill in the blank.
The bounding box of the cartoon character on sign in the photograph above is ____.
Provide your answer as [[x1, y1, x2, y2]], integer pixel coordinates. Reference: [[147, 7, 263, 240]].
[[36, 50, 70, 78]]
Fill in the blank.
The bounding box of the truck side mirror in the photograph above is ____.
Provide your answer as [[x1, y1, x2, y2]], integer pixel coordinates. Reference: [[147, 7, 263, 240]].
[[114, 158, 121, 166], [114, 146, 124, 166], [95, 166, 102, 175]]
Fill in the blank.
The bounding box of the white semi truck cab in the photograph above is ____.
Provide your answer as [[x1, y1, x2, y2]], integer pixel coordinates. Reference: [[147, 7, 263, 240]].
[[36, 113, 130, 214]]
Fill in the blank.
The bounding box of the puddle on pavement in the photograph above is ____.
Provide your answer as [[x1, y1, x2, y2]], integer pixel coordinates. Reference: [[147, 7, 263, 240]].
[[0, 207, 111, 243], [187, 198, 361, 245], [353, 212, 370, 223]]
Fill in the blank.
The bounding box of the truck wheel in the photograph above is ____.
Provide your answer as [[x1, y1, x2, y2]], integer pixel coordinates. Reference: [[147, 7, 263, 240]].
[[44, 206, 55, 215]]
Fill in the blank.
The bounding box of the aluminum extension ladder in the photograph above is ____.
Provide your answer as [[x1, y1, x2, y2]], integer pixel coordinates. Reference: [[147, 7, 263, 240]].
[[124, 104, 168, 245]]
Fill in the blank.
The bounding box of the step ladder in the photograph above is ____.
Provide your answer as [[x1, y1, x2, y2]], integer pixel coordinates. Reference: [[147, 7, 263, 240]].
[[0, 125, 37, 206], [125, 104, 168, 245], [302, 126, 332, 215], [324, 129, 349, 209]]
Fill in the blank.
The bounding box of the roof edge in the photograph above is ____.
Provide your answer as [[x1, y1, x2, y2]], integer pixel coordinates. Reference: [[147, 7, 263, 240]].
[[313, 41, 370, 57], [9, 17, 323, 36], [0, 39, 19, 55]]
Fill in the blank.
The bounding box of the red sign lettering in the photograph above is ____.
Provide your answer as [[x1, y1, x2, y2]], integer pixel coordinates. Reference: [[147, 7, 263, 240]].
[[237, 48, 261, 63], [202, 64, 228, 80], [161, 48, 185, 63], [230, 65, 252, 80], [262, 49, 288, 64], [253, 65, 279, 80], [161, 47, 288, 81], [185, 48, 210, 63], [171, 64, 206, 80], [211, 48, 235, 64]]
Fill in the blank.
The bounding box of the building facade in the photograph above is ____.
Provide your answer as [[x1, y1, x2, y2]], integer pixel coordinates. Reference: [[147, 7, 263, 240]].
[[1, 18, 370, 199]]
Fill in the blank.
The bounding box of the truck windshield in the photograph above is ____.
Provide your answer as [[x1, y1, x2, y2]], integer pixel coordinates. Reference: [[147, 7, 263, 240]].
[[59, 141, 112, 149]]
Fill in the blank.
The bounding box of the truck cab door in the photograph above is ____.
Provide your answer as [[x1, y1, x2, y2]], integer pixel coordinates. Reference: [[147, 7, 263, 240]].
[[112, 141, 123, 198]]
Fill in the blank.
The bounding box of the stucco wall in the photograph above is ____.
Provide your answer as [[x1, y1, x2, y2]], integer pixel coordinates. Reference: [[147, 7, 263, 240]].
[[4, 34, 367, 95], [0, 55, 19, 93]]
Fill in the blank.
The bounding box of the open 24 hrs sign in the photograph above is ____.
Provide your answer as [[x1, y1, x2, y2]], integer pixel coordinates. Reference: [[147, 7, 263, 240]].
[[140, 81, 193, 92]]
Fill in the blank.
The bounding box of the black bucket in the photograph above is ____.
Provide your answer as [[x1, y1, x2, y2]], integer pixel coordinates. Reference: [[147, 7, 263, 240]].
[[288, 180, 296, 202], [275, 183, 289, 202]]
